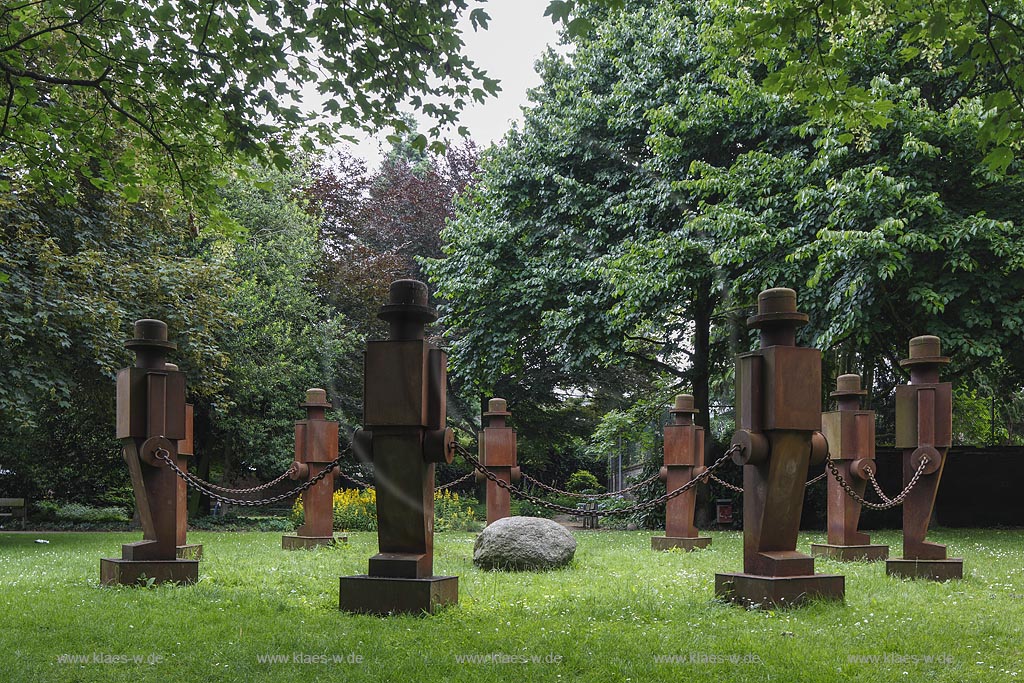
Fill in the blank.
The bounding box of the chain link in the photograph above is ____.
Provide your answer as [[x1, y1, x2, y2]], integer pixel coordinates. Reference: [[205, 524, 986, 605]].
[[155, 447, 345, 507], [456, 443, 742, 518], [434, 470, 475, 492], [180, 467, 296, 495], [804, 470, 827, 487], [521, 470, 661, 499], [867, 468, 893, 504], [825, 456, 929, 510], [708, 466, 826, 494], [709, 472, 744, 493], [337, 469, 374, 489]]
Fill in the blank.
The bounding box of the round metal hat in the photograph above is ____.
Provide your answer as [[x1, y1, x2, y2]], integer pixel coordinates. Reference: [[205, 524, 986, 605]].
[[898, 335, 950, 368], [125, 319, 176, 351], [300, 388, 332, 409], [746, 288, 809, 328], [378, 279, 438, 325], [484, 397, 512, 417], [669, 394, 699, 415], [830, 373, 868, 398]]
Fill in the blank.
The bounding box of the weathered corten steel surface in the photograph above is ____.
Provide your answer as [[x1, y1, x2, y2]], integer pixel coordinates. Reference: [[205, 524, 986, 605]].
[[171, 384, 202, 560], [102, 320, 198, 586], [340, 280, 457, 615], [651, 394, 711, 552], [479, 398, 520, 525], [811, 374, 889, 562], [283, 388, 341, 550], [887, 335, 963, 581], [717, 288, 843, 607]]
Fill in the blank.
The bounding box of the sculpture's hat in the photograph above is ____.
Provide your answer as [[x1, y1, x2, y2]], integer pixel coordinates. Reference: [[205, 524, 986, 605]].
[[125, 319, 176, 352], [669, 394, 699, 415], [746, 288, 809, 329], [898, 335, 950, 368], [831, 374, 868, 398]]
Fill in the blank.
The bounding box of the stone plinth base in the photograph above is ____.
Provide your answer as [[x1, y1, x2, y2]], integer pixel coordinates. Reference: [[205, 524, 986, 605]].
[[886, 557, 963, 581], [339, 575, 458, 615], [811, 543, 888, 562], [176, 544, 203, 560], [651, 536, 711, 552], [715, 572, 845, 608], [282, 534, 347, 550], [100, 558, 198, 586]]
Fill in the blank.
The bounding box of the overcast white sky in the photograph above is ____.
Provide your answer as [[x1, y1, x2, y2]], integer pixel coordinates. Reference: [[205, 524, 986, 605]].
[[348, 0, 563, 166]]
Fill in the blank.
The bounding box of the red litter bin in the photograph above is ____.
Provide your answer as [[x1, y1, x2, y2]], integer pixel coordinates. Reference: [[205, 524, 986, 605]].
[[716, 499, 734, 525]]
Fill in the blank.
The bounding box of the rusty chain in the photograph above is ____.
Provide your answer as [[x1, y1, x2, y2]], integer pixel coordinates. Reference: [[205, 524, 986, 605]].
[[867, 469, 893, 504], [707, 467, 825, 494], [709, 472, 744, 493], [804, 471, 827, 487], [435, 470, 475, 492], [825, 456, 929, 510], [521, 470, 662, 499], [337, 469, 374, 489], [155, 447, 346, 507], [179, 467, 296, 495], [456, 443, 742, 518], [333, 468, 474, 492]]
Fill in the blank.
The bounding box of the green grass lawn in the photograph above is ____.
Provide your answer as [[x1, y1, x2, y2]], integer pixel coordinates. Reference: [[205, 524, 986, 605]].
[[1, 528, 1021, 682]]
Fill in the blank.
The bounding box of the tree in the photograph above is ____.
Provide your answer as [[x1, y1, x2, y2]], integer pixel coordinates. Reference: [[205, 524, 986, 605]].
[[706, 0, 1024, 173], [426, 2, 752, 443], [0, 0, 499, 215], [303, 137, 480, 423], [548, 0, 1023, 172], [0, 176, 232, 502], [429, 0, 1024, 459], [196, 167, 361, 484]]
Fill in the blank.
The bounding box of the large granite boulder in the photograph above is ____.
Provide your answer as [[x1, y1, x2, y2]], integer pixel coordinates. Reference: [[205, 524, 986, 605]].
[[473, 516, 577, 571]]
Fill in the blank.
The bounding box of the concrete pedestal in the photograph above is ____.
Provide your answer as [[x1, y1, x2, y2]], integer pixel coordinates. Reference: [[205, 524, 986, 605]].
[[282, 534, 347, 550], [886, 557, 963, 581], [811, 543, 888, 562], [339, 575, 458, 615], [651, 536, 711, 552], [715, 572, 845, 608], [100, 558, 199, 586]]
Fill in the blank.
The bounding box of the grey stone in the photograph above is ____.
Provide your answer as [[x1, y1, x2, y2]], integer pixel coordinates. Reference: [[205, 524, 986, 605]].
[[473, 516, 577, 571]]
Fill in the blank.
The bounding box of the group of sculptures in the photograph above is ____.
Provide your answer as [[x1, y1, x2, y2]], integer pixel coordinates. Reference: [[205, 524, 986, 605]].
[[101, 280, 962, 613]]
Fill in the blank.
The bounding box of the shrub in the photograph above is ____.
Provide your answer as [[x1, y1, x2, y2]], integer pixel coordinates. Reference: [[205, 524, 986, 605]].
[[510, 498, 555, 519], [565, 470, 601, 493], [44, 502, 131, 523], [434, 490, 482, 532], [290, 487, 482, 532], [191, 514, 294, 532]]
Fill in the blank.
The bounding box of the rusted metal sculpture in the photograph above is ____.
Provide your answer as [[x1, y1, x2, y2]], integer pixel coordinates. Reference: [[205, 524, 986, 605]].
[[476, 398, 521, 525], [811, 374, 888, 561], [339, 280, 458, 615], [715, 288, 844, 607], [651, 394, 711, 551], [101, 320, 199, 585], [283, 388, 342, 549], [886, 335, 962, 581], [168, 366, 202, 561]]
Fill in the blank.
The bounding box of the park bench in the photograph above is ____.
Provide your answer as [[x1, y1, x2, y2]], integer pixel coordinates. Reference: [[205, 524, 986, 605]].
[[0, 498, 27, 529]]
